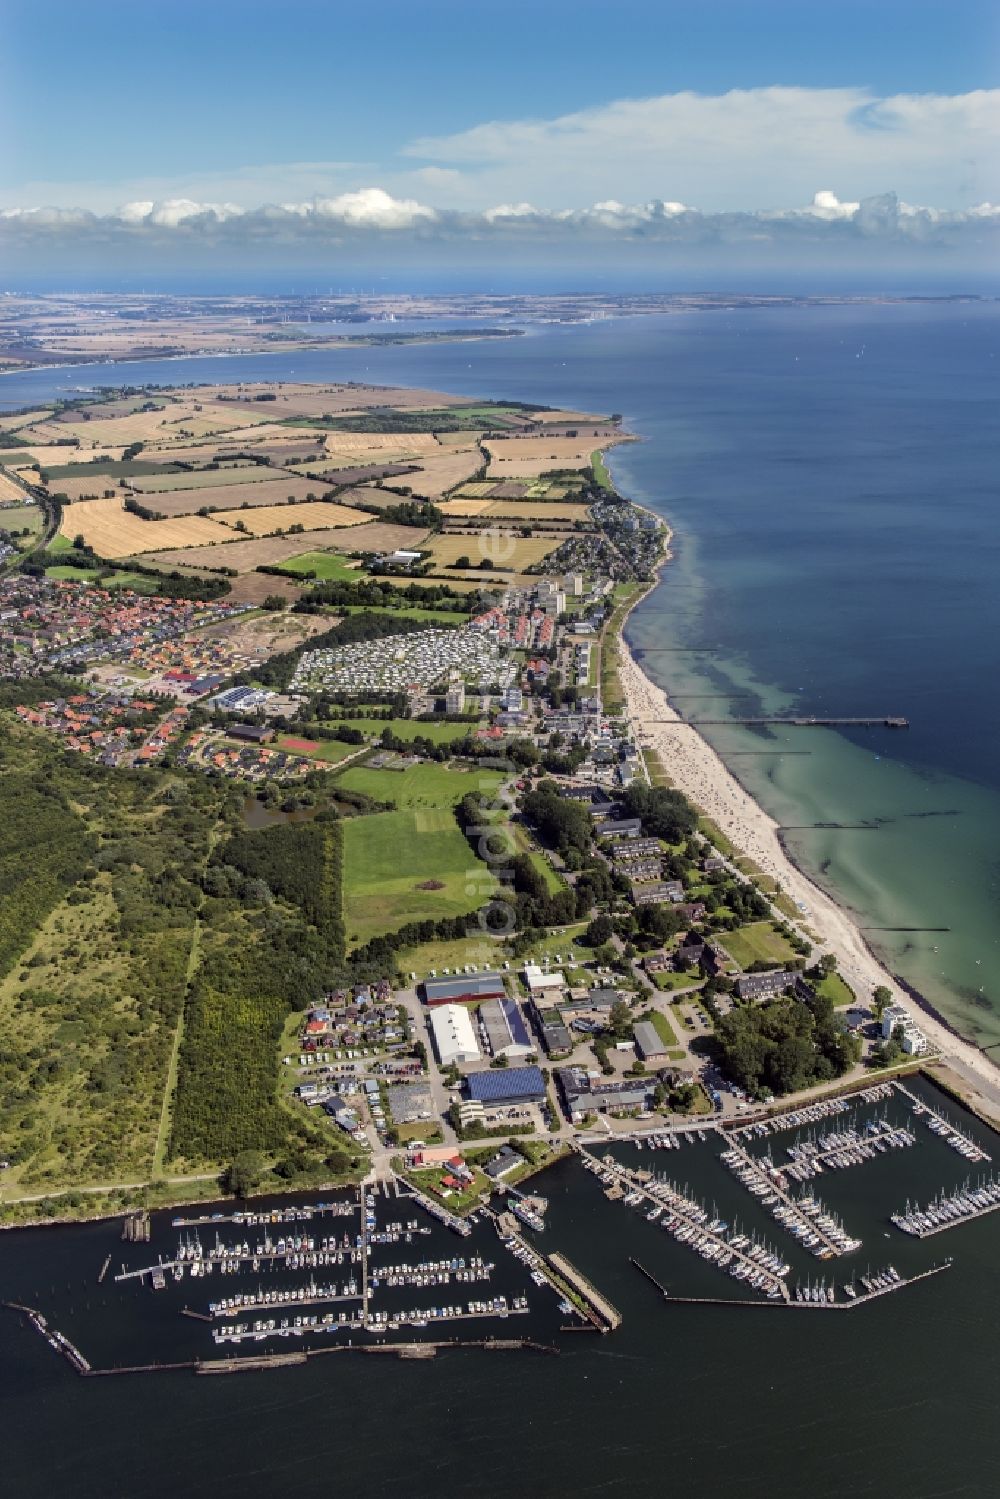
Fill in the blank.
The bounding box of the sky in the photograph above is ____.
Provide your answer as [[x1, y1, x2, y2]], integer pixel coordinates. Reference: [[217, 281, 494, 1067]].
[[1, 0, 999, 288]]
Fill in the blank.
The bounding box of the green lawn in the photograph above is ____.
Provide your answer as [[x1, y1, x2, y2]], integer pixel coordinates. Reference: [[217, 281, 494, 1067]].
[[517, 924, 590, 967], [276, 551, 364, 581], [514, 824, 565, 894], [46, 533, 73, 554], [320, 715, 479, 745], [45, 565, 159, 592], [342, 806, 496, 947], [590, 449, 613, 490], [652, 970, 697, 992], [720, 922, 797, 970], [333, 758, 504, 810], [0, 503, 42, 532], [813, 971, 856, 1007], [396, 933, 509, 978], [335, 604, 473, 624], [640, 1008, 679, 1046]]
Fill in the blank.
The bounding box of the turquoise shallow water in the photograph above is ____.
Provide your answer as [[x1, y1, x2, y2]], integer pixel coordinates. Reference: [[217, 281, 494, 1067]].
[[2, 300, 999, 1041]]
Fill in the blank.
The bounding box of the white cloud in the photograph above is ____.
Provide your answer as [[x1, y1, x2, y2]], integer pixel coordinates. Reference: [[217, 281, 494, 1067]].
[[403, 87, 1000, 211]]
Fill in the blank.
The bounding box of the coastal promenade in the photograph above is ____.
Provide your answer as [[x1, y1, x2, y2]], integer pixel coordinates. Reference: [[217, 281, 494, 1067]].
[[615, 632, 1000, 1119]]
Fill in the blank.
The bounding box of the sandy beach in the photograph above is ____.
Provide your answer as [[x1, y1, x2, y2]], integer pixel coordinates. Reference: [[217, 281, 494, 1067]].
[[616, 613, 1000, 1112]]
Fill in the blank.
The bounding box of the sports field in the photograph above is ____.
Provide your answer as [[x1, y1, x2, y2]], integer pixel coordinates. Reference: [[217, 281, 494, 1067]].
[[333, 759, 504, 810], [275, 551, 364, 580], [342, 807, 497, 946]]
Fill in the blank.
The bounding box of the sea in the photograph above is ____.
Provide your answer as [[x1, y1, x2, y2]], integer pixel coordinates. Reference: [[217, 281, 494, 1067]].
[[2, 303, 1000, 1495]]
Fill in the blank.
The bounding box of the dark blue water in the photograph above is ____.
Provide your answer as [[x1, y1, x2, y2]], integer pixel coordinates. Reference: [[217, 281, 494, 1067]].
[[2, 1078, 1000, 1497], [3, 303, 999, 1034]]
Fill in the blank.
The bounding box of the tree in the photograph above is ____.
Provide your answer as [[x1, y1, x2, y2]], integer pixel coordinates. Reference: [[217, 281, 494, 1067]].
[[223, 1149, 268, 1198], [608, 999, 632, 1040], [872, 985, 892, 1020], [585, 913, 613, 947], [817, 952, 838, 977]]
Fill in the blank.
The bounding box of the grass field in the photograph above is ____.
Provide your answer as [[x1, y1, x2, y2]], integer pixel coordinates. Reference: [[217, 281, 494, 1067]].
[[516, 924, 590, 967], [514, 825, 564, 894], [320, 715, 479, 744], [812, 971, 856, 1007], [342, 807, 496, 946], [45, 565, 160, 592], [333, 759, 504, 810], [275, 551, 364, 581], [720, 922, 798, 970], [396, 933, 509, 978], [0, 502, 42, 531], [641, 1008, 679, 1046]]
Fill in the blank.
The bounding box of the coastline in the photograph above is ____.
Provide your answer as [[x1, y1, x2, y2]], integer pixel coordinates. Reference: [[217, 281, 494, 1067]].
[[614, 576, 1000, 1112]]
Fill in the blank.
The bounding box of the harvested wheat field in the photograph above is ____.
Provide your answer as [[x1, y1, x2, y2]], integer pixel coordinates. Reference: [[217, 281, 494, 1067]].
[[324, 431, 444, 459], [424, 532, 561, 571], [58, 498, 235, 558], [140, 521, 430, 574], [0, 474, 27, 501], [484, 434, 620, 475], [134, 477, 326, 516], [437, 498, 590, 523], [403, 450, 483, 499], [214, 500, 369, 536]]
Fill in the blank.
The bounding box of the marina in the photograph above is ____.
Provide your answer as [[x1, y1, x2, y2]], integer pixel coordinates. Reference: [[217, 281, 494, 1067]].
[[719, 1137, 862, 1257]]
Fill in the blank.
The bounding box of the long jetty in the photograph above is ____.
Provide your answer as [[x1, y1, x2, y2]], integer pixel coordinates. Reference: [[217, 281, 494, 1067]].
[[893, 1082, 990, 1162], [673, 716, 909, 729], [653, 1261, 951, 1311]]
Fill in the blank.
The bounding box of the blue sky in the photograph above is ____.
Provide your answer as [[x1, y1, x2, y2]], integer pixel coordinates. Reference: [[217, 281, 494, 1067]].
[[2, 0, 998, 285]]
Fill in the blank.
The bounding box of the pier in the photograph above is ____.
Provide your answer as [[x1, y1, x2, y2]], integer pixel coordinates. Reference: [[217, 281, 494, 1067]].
[[891, 1177, 1000, 1238], [578, 1145, 790, 1299], [670, 716, 909, 730], [720, 1138, 860, 1257], [894, 1082, 990, 1162], [652, 1261, 951, 1311]]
